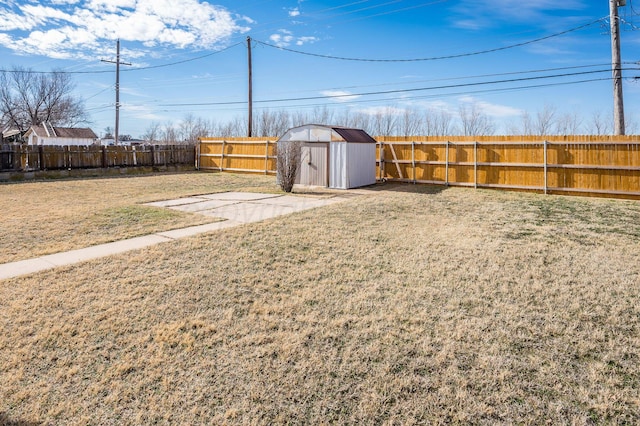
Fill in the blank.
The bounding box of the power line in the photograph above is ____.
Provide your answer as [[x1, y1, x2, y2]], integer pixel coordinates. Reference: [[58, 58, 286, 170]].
[[153, 77, 615, 115], [121, 42, 244, 72], [0, 42, 244, 75], [269, 63, 618, 96], [158, 67, 633, 107], [253, 18, 606, 62]]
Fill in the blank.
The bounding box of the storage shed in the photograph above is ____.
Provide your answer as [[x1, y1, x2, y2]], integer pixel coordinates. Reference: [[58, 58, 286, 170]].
[[277, 124, 377, 189]]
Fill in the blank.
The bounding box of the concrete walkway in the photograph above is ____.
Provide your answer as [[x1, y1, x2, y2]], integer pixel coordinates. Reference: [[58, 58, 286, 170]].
[[0, 192, 351, 280]]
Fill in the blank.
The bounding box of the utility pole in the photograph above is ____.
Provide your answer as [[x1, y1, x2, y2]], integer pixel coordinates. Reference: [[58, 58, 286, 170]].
[[610, 0, 625, 135], [102, 39, 131, 144], [247, 36, 253, 137]]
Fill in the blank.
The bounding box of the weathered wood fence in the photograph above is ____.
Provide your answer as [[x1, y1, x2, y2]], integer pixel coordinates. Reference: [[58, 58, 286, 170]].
[[199, 136, 640, 199], [1, 144, 196, 172]]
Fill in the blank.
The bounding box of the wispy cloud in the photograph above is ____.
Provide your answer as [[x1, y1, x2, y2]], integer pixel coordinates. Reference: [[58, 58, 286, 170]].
[[269, 29, 318, 47], [320, 90, 361, 102], [458, 95, 522, 117], [451, 0, 588, 29], [0, 0, 250, 60], [356, 106, 405, 116]]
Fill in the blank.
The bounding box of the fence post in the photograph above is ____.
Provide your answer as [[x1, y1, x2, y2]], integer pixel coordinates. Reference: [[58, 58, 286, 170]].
[[445, 140, 449, 186], [220, 140, 225, 172], [411, 141, 416, 184], [543, 140, 548, 195], [264, 140, 269, 174], [12, 144, 19, 171], [20, 144, 28, 171], [38, 145, 44, 170], [378, 142, 385, 180], [474, 141, 478, 189]]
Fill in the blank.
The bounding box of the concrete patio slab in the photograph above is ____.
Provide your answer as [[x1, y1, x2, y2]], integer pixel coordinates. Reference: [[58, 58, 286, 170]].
[[198, 192, 281, 201], [0, 191, 356, 280], [169, 199, 238, 212], [145, 197, 209, 207]]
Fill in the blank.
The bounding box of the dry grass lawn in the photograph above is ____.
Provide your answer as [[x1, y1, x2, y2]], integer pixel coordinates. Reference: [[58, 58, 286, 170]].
[[1, 175, 640, 425], [0, 172, 278, 263]]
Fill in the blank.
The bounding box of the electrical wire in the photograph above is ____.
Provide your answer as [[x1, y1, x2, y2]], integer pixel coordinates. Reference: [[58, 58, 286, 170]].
[[265, 63, 619, 96], [158, 67, 632, 107], [253, 17, 606, 62], [0, 42, 244, 75], [152, 77, 614, 115]]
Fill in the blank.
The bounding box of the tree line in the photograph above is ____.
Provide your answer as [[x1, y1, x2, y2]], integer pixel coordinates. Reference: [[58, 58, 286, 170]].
[[147, 104, 633, 143]]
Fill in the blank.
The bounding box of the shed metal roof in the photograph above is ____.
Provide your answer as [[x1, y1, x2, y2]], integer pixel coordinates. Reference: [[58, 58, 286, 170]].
[[278, 124, 377, 143]]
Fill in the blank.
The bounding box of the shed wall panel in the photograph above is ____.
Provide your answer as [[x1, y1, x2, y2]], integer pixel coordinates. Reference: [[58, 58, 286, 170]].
[[329, 142, 347, 189], [346, 142, 376, 188]]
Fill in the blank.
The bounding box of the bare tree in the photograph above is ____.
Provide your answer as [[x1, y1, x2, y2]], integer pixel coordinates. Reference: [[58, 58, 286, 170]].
[[276, 141, 302, 192], [348, 112, 372, 134], [424, 108, 454, 136], [457, 103, 494, 136], [290, 110, 309, 128], [217, 116, 245, 137], [555, 110, 582, 135], [308, 106, 334, 125], [518, 111, 534, 135], [534, 104, 556, 135], [587, 110, 612, 135], [179, 113, 213, 144], [161, 122, 179, 144], [371, 106, 398, 137], [255, 109, 291, 137], [399, 107, 423, 136], [0, 66, 87, 131], [142, 122, 162, 143]]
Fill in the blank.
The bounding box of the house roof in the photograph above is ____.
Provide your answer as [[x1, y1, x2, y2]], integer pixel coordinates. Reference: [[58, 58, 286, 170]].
[[25, 123, 98, 139], [278, 124, 377, 143]]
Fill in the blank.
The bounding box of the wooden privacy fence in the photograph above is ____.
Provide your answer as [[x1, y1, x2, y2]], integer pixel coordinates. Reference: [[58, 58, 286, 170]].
[[198, 136, 640, 199], [197, 138, 277, 174], [1, 144, 195, 172]]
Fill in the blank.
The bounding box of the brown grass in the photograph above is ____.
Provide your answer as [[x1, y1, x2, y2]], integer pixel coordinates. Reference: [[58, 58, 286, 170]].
[[1, 178, 640, 424], [0, 172, 278, 263]]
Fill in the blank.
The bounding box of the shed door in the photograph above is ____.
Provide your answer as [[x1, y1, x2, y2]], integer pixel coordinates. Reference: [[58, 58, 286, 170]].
[[298, 143, 328, 187]]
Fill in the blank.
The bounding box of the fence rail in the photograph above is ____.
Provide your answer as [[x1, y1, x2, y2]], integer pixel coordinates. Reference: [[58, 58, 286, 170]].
[[197, 138, 277, 174], [199, 136, 640, 199], [1, 144, 196, 172]]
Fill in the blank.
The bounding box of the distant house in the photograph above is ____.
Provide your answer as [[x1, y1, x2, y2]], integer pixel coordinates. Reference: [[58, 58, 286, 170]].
[[24, 123, 99, 146], [1, 128, 22, 143]]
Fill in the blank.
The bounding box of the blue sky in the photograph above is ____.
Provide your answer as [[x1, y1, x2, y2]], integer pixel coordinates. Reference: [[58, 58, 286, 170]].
[[1, 0, 639, 137]]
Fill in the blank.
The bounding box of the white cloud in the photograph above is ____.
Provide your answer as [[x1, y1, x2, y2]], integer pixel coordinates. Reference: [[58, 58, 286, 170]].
[[458, 96, 522, 117], [320, 90, 361, 102], [269, 29, 318, 47], [296, 36, 318, 46], [289, 8, 300, 17], [0, 0, 250, 60]]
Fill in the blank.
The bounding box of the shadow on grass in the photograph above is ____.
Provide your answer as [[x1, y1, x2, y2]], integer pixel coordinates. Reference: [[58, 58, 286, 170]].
[[361, 181, 448, 195], [292, 181, 449, 197], [0, 413, 41, 426]]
